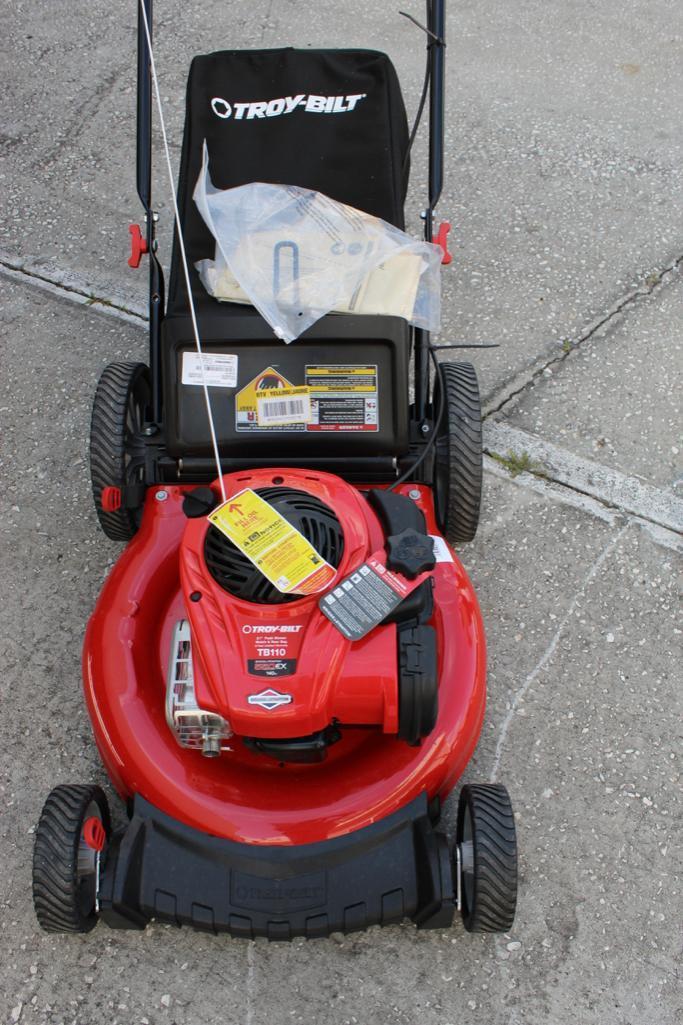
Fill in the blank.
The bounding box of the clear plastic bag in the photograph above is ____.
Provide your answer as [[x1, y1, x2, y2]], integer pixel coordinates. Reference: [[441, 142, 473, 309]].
[[193, 143, 442, 343]]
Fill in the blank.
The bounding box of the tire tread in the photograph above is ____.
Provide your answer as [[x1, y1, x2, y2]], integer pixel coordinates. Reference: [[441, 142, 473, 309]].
[[435, 362, 483, 543], [90, 361, 149, 541], [458, 782, 518, 933], [32, 784, 110, 934]]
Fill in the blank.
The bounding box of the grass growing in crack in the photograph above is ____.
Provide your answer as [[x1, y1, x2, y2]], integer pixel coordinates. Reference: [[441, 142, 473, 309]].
[[562, 339, 572, 354], [85, 295, 115, 308], [490, 449, 547, 478]]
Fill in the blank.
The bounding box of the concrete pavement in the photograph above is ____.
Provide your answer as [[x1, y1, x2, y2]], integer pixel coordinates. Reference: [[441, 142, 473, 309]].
[[1, 2, 681, 1023]]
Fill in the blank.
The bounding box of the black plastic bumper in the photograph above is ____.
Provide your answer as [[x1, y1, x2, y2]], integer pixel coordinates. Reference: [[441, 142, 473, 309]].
[[99, 793, 456, 938]]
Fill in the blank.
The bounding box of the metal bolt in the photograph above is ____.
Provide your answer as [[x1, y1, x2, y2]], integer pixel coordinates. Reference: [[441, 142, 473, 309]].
[[155, 489, 168, 502], [420, 423, 430, 434], [408, 489, 421, 500], [202, 733, 221, 758]]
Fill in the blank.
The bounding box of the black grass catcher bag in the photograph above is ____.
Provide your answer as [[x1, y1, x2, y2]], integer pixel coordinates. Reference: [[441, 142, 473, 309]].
[[169, 47, 410, 313]]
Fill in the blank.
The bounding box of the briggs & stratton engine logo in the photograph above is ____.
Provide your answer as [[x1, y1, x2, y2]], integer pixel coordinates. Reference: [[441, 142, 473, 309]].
[[211, 93, 367, 121], [247, 688, 293, 711]]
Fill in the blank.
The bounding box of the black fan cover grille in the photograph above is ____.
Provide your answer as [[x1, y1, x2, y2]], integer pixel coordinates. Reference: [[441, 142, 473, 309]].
[[204, 487, 345, 604]]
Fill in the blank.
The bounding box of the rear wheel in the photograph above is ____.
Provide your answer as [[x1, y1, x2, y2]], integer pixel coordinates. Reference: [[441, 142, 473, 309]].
[[433, 361, 483, 544], [33, 784, 111, 933], [90, 362, 151, 541], [456, 783, 517, 932]]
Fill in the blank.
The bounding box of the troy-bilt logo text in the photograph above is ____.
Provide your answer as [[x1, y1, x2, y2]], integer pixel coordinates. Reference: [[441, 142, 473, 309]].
[[211, 93, 367, 120], [242, 624, 303, 634]]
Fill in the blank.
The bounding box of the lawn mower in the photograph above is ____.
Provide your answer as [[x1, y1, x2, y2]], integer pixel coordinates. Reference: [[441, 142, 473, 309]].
[[32, 0, 518, 939]]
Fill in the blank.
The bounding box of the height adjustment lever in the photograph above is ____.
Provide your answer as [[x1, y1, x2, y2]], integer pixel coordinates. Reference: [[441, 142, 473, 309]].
[[128, 223, 149, 268], [434, 221, 452, 265]]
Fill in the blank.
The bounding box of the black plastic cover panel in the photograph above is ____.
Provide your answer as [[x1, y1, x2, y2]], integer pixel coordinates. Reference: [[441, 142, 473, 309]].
[[162, 312, 410, 459], [99, 793, 455, 938]]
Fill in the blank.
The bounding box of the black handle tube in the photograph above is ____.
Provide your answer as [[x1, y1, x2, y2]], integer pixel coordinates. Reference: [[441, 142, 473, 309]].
[[427, 0, 445, 219], [135, 0, 165, 426], [136, 0, 153, 213], [414, 0, 446, 422]]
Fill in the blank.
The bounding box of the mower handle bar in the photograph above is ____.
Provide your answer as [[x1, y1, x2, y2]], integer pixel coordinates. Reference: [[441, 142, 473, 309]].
[[134, 0, 446, 426]]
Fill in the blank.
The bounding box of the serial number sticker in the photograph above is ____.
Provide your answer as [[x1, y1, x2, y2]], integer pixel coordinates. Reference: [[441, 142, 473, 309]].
[[181, 352, 238, 388], [256, 386, 312, 425], [208, 488, 336, 595]]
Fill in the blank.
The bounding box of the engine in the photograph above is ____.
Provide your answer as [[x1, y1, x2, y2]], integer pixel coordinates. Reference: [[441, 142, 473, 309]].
[[167, 470, 438, 762]]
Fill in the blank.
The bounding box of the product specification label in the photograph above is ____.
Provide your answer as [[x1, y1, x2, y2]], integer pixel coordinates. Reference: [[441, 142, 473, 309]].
[[208, 488, 336, 595], [305, 365, 379, 432], [241, 623, 305, 677], [319, 551, 430, 641], [181, 352, 238, 388]]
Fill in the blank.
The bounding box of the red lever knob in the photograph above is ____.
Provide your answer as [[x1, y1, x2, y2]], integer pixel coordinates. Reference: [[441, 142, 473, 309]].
[[128, 223, 149, 268], [101, 486, 122, 512], [434, 221, 453, 265], [82, 816, 107, 852]]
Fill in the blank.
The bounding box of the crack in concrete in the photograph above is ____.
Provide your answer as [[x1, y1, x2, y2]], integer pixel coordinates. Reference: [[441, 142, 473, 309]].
[[484, 444, 679, 534], [490, 522, 631, 780], [0, 254, 146, 323], [483, 421, 683, 550], [483, 252, 683, 418], [486, 454, 682, 553], [34, 63, 128, 170]]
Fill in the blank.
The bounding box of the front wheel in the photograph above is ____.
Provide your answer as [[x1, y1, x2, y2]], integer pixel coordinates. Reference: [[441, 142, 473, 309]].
[[456, 782, 518, 932], [32, 784, 111, 933]]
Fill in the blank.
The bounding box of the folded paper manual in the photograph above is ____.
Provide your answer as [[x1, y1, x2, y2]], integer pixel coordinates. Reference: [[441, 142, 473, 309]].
[[193, 142, 442, 342]]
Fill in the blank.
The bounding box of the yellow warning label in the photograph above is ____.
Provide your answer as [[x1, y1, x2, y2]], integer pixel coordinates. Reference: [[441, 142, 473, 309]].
[[305, 365, 377, 393], [306, 367, 374, 375], [208, 489, 337, 595], [235, 367, 296, 432]]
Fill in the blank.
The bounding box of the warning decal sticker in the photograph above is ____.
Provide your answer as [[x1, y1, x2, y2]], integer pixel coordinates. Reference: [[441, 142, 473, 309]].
[[236, 367, 303, 432], [305, 365, 379, 432], [208, 489, 337, 595], [234, 364, 379, 432]]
